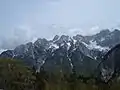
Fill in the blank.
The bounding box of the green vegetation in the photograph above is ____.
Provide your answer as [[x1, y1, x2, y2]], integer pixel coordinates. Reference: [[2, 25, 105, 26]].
[[0, 58, 120, 90], [0, 58, 35, 90]]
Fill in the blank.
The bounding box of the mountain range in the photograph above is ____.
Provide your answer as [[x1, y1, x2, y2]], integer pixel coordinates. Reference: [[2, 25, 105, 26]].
[[1, 29, 120, 80]]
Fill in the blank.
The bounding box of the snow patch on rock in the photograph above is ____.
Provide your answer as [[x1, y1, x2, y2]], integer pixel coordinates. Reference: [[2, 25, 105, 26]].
[[0, 49, 7, 54], [101, 37, 105, 41], [67, 42, 71, 50], [82, 40, 110, 51], [49, 43, 59, 49], [89, 40, 110, 51]]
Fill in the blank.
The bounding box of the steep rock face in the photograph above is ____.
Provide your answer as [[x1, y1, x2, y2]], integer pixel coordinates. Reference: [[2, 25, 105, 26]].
[[0, 29, 120, 75], [0, 39, 49, 66], [85, 29, 120, 48], [0, 35, 101, 75], [98, 44, 120, 82]]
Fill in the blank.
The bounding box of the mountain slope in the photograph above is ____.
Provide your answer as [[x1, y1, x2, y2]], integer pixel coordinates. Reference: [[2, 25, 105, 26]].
[[0, 29, 120, 76], [98, 44, 120, 82]]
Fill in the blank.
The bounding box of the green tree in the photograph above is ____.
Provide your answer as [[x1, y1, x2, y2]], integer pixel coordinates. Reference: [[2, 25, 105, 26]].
[[0, 58, 35, 90]]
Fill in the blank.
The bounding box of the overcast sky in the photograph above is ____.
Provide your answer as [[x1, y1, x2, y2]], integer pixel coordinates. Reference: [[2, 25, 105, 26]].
[[0, 0, 120, 49]]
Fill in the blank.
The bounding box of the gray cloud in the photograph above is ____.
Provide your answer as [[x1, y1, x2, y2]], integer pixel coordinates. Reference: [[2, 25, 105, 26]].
[[0, 25, 36, 49], [0, 24, 102, 50], [1, 0, 120, 50]]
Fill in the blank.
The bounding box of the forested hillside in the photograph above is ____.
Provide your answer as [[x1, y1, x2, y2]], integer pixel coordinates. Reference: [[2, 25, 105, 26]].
[[0, 58, 120, 90]]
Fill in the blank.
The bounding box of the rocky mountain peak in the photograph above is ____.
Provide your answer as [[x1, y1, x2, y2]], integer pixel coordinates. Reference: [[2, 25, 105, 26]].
[[0, 29, 120, 77], [53, 35, 60, 41], [99, 29, 110, 35]]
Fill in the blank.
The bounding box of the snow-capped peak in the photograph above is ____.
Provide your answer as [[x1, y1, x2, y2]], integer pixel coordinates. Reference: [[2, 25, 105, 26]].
[[88, 40, 110, 51], [82, 40, 110, 51], [0, 49, 7, 54], [49, 43, 59, 50]]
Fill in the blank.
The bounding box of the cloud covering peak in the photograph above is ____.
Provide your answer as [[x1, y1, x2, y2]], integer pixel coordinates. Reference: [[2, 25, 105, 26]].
[[1, 0, 120, 49]]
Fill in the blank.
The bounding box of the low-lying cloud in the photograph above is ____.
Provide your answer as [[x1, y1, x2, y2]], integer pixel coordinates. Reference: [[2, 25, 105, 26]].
[[0, 25, 102, 50], [68, 26, 101, 36], [0, 25, 35, 50]]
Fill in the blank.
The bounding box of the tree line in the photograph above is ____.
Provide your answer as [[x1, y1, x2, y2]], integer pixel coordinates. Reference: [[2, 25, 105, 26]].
[[0, 58, 120, 90]]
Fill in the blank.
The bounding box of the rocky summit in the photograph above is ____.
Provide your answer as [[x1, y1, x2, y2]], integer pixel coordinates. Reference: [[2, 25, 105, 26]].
[[1, 29, 120, 77]]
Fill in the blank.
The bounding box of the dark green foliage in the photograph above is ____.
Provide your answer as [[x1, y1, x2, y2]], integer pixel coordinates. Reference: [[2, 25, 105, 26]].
[[0, 58, 120, 90], [0, 58, 35, 90]]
